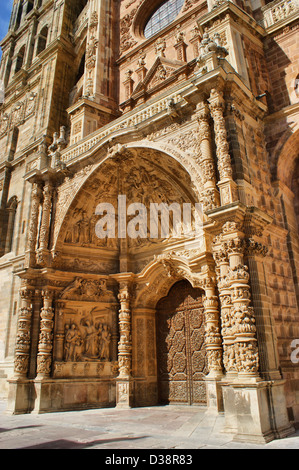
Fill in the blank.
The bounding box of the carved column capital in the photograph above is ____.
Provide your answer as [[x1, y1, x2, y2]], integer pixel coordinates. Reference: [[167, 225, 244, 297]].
[[208, 88, 225, 111]]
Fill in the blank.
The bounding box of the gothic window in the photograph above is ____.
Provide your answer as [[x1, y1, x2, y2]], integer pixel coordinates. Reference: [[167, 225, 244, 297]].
[[36, 26, 48, 55], [0, 196, 18, 256], [69, 52, 86, 106], [15, 2, 23, 30], [144, 0, 184, 39], [27, 1, 34, 14], [74, 0, 88, 19], [15, 45, 25, 74]]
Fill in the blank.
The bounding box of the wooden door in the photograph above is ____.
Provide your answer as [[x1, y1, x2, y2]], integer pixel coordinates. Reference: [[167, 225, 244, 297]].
[[156, 280, 207, 405]]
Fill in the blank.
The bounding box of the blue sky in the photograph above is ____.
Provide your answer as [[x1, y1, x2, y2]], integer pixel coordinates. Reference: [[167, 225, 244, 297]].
[[0, 0, 13, 56]]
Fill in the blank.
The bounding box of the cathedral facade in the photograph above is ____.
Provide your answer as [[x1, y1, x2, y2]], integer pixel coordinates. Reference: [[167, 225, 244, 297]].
[[0, 0, 298, 443]]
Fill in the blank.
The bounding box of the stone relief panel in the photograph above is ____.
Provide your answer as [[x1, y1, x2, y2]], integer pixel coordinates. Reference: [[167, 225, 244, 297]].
[[64, 316, 111, 362], [53, 303, 118, 379], [57, 149, 200, 272], [0, 91, 38, 137]]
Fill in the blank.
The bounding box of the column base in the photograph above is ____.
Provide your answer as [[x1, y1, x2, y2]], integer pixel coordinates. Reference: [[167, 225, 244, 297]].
[[7, 378, 34, 414], [221, 379, 295, 443], [31, 378, 52, 414], [116, 377, 134, 409], [205, 373, 224, 413]]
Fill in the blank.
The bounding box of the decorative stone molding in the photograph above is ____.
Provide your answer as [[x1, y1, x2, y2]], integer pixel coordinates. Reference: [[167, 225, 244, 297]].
[[14, 287, 34, 378], [208, 88, 238, 206], [213, 222, 260, 379], [36, 290, 55, 379], [117, 282, 132, 379], [202, 277, 223, 377], [25, 182, 42, 268]]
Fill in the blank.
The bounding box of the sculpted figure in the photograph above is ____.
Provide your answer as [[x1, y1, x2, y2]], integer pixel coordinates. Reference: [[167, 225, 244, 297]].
[[81, 318, 99, 358], [64, 324, 82, 362], [100, 325, 111, 361]]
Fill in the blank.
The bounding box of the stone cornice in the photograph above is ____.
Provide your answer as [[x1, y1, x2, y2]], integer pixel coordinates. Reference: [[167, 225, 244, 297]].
[[197, 1, 267, 37], [59, 65, 262, 170]]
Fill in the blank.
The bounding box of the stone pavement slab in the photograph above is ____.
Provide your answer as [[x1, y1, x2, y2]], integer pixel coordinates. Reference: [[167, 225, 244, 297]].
[[0, 401, 298, 450]]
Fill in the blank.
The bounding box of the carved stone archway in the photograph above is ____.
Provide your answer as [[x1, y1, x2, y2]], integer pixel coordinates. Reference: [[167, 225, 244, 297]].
[[11, 145, 218, 414], [130, 253, 224, 410]]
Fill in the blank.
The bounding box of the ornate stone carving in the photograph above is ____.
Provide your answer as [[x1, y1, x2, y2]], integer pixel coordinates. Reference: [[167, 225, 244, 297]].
[[26, 182, 42, 267], [213, 222, 261, 378], [60, 277, 114, 301], [36, 182, 54, 266], [120, 10, 138, 53], [63, 319, 112, 362], [117, 282, 132, 378], [85, 11, 99, 97], [202, 279, 223, 377], [14, 288, 34, 377], [208, 88, 233, 181], [36, 290, 55, 378], [155, 38, 166, 58]]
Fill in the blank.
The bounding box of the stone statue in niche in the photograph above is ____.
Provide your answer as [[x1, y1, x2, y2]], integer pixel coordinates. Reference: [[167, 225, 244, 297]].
[[63, 315, 112, 362]]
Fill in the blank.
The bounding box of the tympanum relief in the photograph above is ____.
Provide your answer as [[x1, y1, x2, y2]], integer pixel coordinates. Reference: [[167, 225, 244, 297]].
[[59, 149, 202, 274]]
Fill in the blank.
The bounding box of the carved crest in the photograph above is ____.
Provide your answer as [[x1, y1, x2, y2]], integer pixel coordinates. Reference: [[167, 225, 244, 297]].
[[60, 277, 114, 301]]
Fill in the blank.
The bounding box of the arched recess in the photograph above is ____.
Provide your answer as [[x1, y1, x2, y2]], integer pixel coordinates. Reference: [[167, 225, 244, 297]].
[[276, 127, 299, 311], [129, 252, 212, 407], [50, 145, 211, 408], [53, 145, 205, 277], [53, 141, 205, 260], [276, 128, 299, 191], [36, 26, 48, 56]]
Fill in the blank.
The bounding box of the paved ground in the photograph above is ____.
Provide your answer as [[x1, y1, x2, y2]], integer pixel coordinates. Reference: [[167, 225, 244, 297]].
[[0, 400, 298, 450]]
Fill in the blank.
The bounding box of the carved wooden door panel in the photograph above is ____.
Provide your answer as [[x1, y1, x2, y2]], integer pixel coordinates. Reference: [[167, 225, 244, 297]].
[[156, 280, 207, 405]]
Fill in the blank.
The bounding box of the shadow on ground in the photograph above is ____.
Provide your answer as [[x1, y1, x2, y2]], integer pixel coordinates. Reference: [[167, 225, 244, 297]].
[[22, 436, 148, 449]]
